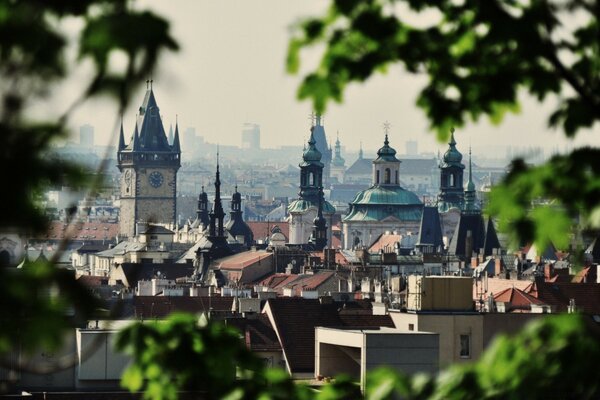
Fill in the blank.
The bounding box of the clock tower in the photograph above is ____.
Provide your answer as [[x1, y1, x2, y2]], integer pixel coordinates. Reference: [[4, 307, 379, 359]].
[[117, 85, 181, 238]]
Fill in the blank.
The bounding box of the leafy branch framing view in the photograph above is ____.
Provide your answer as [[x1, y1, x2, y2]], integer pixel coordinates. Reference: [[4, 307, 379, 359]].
[[1, 0, 600, 399]]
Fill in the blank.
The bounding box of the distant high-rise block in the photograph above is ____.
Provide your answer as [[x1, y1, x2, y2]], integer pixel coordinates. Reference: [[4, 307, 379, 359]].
[[79, 124, 94, 148], [406, 140, 418, 156], [241, 123, 260, 150]]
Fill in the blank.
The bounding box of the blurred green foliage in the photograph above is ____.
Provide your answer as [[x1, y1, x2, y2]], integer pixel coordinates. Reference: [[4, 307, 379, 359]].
[[288, 0, 600, 250], [120, 313, 600, 399], [0, 0, 178, 356], [116, 313, 362, 400]]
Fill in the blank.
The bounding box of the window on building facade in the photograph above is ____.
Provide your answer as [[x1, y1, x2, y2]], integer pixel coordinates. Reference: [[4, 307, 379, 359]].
[[384, 168, 391, 184], [459, 334, 471, 358], [376, 170, 380, 184]]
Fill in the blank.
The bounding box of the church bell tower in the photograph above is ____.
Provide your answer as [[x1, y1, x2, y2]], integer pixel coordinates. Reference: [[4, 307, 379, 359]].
[[117, 83, 181, 238]]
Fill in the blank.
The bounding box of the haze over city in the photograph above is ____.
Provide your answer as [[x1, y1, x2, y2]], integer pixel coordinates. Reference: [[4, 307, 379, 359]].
[[36, 0, 600, 154]]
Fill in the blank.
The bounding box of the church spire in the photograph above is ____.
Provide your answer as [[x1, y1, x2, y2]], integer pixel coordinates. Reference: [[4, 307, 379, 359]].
[[172, 117, 181, 153], [358, 142, 363, 159], [210, 150, 225, 237], [118, 118, 125, 151], [132, 122, 140, 151], [168, 124, 174, 145], [463, 146, 478, 213]]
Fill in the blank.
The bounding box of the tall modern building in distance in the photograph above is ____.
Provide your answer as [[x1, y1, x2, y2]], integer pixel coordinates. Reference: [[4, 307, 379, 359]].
[[241, 123, 260, 150], [117, 86, 181, 238], [79, 124, 94, 148]]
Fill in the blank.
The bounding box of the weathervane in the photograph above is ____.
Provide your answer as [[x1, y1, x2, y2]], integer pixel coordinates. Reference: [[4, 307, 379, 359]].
[[383, 121, 391, 135]]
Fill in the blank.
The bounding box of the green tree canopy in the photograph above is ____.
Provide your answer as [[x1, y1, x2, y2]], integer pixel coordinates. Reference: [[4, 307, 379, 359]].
[[288, 0, 600, 249]]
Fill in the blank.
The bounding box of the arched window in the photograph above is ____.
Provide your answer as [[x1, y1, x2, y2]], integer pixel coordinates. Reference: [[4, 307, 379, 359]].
[[450, 174, 455, 187], [384, 168, 391, 184], [395, 170, 399, 184], [376, 170, 380, 184], [311, 172, 316, 186]]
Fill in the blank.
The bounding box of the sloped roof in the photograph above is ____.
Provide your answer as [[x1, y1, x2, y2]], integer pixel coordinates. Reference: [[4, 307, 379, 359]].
[[226, 314, 281, 352], [217, 250, 272, 271], [449, 214, 500, 259], [494, 287, 544, 308], [135, 89, 171, 152], [535, 282, 600, 314], [345, 158, 373, 175], [266, 298, 394, 373], [283, 271, 336, 296], [401, 158, 438, 175], [472, 278, 533, 302], [416, 206, 443, 248], [40, 221, 118, 242], [247, 221, 289, 241], [369, 233, 401, 253]]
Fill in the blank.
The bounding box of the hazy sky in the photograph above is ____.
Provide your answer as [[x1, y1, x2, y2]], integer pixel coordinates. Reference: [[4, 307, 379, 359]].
[[58, 0, 600, 156]]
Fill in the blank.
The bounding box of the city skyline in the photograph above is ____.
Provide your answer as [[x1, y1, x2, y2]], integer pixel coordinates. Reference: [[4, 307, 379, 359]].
[[39, 0, 600, 154]]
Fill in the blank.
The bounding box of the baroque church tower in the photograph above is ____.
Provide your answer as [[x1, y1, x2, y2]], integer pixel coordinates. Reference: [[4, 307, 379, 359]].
[[117, 85, 181, 238], [437, 128, 465, 213], [288, 128, 335, 246]]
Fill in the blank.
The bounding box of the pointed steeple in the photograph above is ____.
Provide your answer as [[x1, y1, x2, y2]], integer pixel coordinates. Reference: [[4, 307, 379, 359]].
[[225, 185, 253, 246], [310, 188, 328, 250], [168, 124, 174, 145], [463, 147, 478, 212], [118, 118, 126, 151], [209, 150, 225, 238], [196, 185, 210, 228], [358, 142, 363, 159], [172, 118, 181, 153], [132, 122, 141, 151]]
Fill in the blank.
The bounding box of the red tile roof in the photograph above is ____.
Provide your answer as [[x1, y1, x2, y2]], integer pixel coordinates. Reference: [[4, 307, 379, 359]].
[[217, 250, 272, 271], [247, 221, 289, 241], [369, 233, 402, 253], [265, 298, 394, 373], [473, 278, 533, 302], [39, 221, 119, 242], [259, 273, 300, 294], [535, 282, 600, 314], [493, 287, 544, 311], [284, 271, 336, 296]]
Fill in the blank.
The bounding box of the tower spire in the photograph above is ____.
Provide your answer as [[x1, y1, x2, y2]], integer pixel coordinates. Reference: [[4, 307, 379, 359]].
[[172, 118, 181, 153], [464, 146, 478, 212], [118, 117, 125, 151]]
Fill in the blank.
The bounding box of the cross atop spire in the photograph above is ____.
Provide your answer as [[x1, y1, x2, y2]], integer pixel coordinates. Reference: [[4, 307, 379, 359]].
[[383, 121, 391, 135]]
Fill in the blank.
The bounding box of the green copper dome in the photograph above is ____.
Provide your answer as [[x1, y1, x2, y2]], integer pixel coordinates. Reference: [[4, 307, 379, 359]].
[[442, 130, 463, 165], [374, 134, 399, 162], [302, 130, 322, 162], [288, 199, 335, 214], [349, 186, 422, 206]]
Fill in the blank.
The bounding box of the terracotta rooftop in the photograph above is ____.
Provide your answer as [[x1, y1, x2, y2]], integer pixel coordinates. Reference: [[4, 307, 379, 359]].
[[247, 221, 289, 241], [217, 250, 272, 271], [473, 278, 533, 302], [493, 287, 544, 311], [265, 298, 394, 373], [39, 221, 119, 242], [369, 233, 402, 253]]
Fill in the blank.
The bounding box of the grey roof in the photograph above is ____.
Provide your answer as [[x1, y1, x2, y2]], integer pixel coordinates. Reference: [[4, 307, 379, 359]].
[[117, 262, 194, 287], [96, 241, 146, 257], [416, 206, 443, 249], [400, 158, 438, 175], [311, 119, 331, 163], [345, 158, 373, 175], [448, 214, 500, 259], [135, 89, 172, 152]]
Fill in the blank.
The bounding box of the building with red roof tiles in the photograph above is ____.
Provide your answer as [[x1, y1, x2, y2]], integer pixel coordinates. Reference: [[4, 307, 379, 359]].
[[246, 221, 289, 244], [36, 221, 119, 244], [493, 287, 545, 313], [216, 249, 274, 284]]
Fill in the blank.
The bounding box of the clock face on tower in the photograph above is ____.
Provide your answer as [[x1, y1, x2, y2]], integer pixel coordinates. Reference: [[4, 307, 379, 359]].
[[148, 171, 164, 188]]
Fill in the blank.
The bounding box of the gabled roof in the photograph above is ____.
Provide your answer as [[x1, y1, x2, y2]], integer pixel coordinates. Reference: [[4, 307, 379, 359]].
[[217, 250, 272, 271], [449, 214, 500, 259], [400, 158, 437, 175], [493, 287, 544, 310], [369, 233, 401, 253], [345, 157, 373, 175], [265, 298, 394, 373], [247, 221, 289, 242]]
